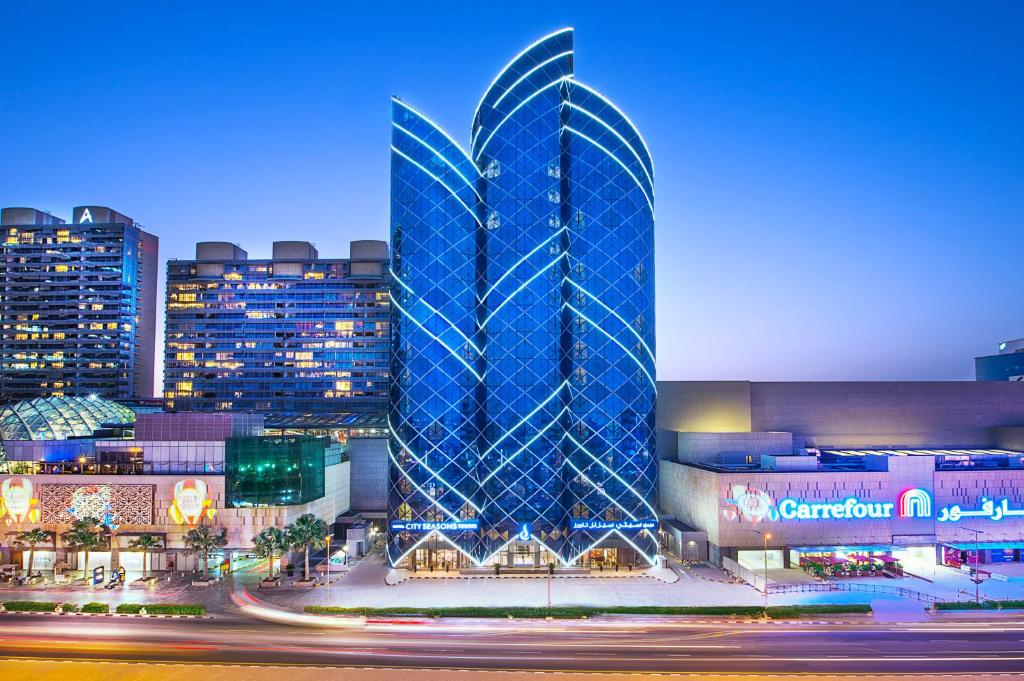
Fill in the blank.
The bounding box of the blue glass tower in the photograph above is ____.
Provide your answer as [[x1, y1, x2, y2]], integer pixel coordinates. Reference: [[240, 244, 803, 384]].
[[389, 29, 657, 570]]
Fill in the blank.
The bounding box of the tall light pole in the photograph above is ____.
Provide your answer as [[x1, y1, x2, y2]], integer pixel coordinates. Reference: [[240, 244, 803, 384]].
[[963, 526, 984, 604], [323, 533, 332, 604], [752, 530, 772, 615]]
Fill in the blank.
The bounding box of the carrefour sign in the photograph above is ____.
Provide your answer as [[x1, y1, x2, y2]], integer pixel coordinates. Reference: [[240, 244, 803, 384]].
[[390, 519, 480, 533], [775, 488, 932, 521]]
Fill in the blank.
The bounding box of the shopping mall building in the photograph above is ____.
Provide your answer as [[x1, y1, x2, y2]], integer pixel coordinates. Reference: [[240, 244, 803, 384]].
[[657, 381, 1024, 577], [0, 397, 386, 576]]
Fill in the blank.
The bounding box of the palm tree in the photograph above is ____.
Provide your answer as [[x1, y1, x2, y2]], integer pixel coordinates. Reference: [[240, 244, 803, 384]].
[[252, 527, 288, 581], [60, 517, 106, 579], [12, 528, 50, 577], [129, 534, 163, 578], [286, 513, 329, 581], [182, 525, 227, 581]]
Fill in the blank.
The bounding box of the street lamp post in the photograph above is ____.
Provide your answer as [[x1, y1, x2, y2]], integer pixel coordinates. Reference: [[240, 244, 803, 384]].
[[324, 534, 332, 603], [752, 530, 772, 615], [963, 526, 985, 604]]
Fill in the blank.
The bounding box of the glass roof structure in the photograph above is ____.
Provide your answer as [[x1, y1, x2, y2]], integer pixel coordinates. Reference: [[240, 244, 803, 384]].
[[0, 396, 136, 441]]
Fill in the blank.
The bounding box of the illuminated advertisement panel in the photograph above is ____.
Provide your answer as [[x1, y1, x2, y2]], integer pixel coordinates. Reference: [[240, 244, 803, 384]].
[[168, 479, 216, 526], [0, 477, 40, 524], [39, 484, 153, 526]]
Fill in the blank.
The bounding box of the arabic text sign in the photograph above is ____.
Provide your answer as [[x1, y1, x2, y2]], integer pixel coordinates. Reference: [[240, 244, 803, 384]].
[[389, 519, 480, 533], [938, 497, 1024, 523], [569, 519, 658, 531]]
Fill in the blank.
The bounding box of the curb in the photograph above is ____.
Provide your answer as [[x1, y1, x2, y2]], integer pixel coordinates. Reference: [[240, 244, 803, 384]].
[[0, 610, 208, 619]]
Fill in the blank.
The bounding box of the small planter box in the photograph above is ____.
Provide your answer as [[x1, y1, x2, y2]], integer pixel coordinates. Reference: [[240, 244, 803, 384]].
[[191, 578, 214, 587], [259, 578, 281, 589], [294, 579, 318, 589]]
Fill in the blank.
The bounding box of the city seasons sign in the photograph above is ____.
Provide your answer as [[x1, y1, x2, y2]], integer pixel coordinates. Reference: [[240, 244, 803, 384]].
[[389, 519, 480, 533]]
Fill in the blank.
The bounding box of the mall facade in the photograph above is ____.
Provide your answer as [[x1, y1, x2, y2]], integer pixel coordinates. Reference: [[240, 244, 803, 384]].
[[0, 397, 384, 576], [657, 381, 1024, 577], [388, 28, 658, 570]]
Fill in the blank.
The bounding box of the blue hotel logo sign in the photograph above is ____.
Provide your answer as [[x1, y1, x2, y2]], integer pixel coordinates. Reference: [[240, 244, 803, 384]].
[[570, 519, 658, 531], [390, 519, 480, 533]]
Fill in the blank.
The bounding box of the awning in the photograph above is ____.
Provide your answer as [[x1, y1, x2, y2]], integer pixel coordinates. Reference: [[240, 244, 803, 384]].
[[944, 541, 1024, 551], [791, 545, 894, 553]]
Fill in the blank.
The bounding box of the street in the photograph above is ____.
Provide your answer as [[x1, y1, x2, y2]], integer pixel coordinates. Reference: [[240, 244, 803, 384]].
[[2, 611, 1024, 675]]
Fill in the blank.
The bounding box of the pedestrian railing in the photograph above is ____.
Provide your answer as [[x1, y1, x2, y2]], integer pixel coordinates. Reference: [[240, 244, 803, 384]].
[[767, 581, 937, 603]]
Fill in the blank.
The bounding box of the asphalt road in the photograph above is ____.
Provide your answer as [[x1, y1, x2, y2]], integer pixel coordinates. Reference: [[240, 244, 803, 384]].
[[2, 612, 1024, 675]]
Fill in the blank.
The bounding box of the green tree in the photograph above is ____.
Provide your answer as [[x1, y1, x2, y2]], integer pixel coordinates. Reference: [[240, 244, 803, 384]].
[[286, 513, 329, 581], [129, 533, 163, 578], [182, 525, 227, 581], [60, 517, 107, 579], [12, 528, 50, 577], [252, 527, 288, 580]]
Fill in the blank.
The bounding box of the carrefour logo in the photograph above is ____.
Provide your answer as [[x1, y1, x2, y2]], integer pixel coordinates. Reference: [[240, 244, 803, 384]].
[[897, 488, 932, 519], [775, 488, 933, 521]]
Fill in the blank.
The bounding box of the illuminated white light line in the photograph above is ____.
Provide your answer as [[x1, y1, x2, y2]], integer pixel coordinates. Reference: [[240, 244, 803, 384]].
[[562, 126, 654, 216], [531, 533, 572, 567], [392, 97, 476, 170], [480, 406, 568, 484], [566, 530, 615, 565], [474, 77, 569, 160], [492, 50, 574, 109], [564, 277, 655, 364], [565, 302, 656, 390], [388, 446, 461, 522], [390, 145, 482, 227], [389, 418, 482, 513], [563, 457, 636, 521], [569, 80, 654, 175], [482, 252, 566, 327], [390, 530, 482, 568], [480, 380, 568, 458], [390, 293, 484, 381], [479, 533, 520, 567], [564, 431, 659, 519], [393, 122, 482, 202], [563, 101, 653, 190], [613, 528, 658, 566], [391, 268, 483, 356], [471, 27, 574, 140], [480, 227, 567, 303]]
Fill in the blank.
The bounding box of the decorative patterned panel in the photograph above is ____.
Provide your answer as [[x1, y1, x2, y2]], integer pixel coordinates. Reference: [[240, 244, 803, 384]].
[[39, 483, 154, 525]]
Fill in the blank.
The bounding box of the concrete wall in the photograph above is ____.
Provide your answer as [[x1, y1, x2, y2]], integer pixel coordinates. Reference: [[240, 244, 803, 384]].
[[677, 431, 793, 464], [750, 381, 1024, 448], [348, 437, 388, 511], [656, 380, 1024, 450]]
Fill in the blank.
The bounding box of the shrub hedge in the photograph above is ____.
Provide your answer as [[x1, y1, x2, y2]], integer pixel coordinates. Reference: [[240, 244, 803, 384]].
[[935, 600, 1024, 611], [2, 601, 60, 612], [303, 604, 871, 619], [114, 603, 205, 616], [78, 602, 110, 614]]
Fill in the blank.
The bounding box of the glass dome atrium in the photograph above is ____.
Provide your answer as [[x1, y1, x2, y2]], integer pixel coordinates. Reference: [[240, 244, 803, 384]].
[[0, 396, 136, 441]]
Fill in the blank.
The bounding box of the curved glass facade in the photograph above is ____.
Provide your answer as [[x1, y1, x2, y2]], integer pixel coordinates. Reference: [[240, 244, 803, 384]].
[[389, 29, 656, 569], [0, 396, 136, 441]]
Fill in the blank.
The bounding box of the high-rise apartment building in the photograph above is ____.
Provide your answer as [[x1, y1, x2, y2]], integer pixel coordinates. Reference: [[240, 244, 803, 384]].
[[0, 206, 158, 401], [388, 29, 657, 570], [164, 240, 390, 414]]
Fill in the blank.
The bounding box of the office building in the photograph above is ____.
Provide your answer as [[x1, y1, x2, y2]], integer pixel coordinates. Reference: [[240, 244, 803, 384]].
[[164, 240, 390, 415], [0, 206, 158, 401], [976, 339, 1024, 381], [388, 29, 657, 570]]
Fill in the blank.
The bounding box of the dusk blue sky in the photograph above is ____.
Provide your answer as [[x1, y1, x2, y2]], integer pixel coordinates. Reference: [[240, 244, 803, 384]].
[[2, 2, 1022, 388]]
